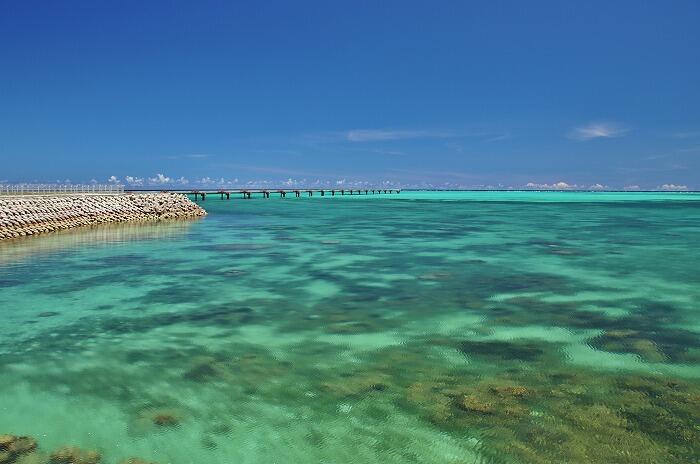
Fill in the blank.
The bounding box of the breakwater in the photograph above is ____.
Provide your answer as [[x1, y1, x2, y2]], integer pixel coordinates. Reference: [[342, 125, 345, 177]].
[[0, 193, 206, 240]]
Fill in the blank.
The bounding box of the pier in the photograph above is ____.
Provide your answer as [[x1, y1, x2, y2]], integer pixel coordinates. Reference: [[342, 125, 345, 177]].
[[186, 189, 401, 201]]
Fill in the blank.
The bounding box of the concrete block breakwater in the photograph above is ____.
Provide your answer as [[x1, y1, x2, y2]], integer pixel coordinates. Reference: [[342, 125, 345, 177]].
[[0, 193, 206, 240]]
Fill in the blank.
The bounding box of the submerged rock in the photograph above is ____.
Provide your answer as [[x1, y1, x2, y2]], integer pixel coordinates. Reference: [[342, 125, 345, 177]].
[[418, 272, 451, 281], [118, 458, 157, 464], [459, 339, 548, 362], [222, 269, 246, 276], [489, 385, 531, 398], [0, 451, 12, 464], [320, 372, 391, 397], [152, 413, 179, 427], [8, 437, 37, 456], [49, 446, 100, 464], [458, 395, 494, 414], [0, 435, 38, 463], [15, 453, 49, 464], [37, 312, 59, 318], [183, 357, 223, 382], [590, 330, 667, 362], [0, 436, 14, 448]]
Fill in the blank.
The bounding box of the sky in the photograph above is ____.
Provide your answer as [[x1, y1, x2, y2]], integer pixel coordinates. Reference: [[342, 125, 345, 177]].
[[1, 1, 699, 190]]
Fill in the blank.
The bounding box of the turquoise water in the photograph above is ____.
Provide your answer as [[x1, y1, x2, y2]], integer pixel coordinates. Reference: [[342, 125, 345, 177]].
[[1, 191, 699, 464]]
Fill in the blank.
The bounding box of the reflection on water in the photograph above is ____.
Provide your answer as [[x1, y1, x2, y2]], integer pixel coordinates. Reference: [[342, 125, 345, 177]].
[[0, 220, 197, 265], [0, 192, 699, 464]]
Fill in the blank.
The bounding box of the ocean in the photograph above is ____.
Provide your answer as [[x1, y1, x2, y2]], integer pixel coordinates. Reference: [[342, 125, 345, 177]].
[[1, 191, 699, 463]]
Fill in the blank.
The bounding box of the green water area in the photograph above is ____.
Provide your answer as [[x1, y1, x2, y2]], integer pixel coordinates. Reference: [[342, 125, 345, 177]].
[[1, 191, 699, 463]]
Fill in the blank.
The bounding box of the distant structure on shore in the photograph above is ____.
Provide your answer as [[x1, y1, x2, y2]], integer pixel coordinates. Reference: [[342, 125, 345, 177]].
[[1, 183, 125, 196]]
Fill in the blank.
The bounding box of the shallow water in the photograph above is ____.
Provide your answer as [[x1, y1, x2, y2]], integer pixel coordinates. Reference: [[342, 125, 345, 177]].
[[1, 191, 699, 464]]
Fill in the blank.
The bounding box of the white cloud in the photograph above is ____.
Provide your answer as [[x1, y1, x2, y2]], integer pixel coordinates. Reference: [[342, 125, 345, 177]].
[[124, 176, 144, 186], [197, 177, 228, 186], [107, 175, 120, 184], [525, 181, 575, 190], [568, 122, 627, 141], [588, 183, 606, 190], [149, 173, 172, 184], [659, 183, 688, 191]]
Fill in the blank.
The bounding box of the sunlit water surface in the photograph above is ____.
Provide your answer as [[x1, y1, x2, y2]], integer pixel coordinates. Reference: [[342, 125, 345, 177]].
[[1, 191, 699, 463]]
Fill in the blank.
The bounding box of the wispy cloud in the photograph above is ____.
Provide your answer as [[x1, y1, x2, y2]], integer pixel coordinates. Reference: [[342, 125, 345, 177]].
[[220, 163, 337, 178], [164, 153, 213, 160], [445, 142, 463, 153], [373, 149, 406, 156], [645, 153, 673, 160], [672, 131, 700, 139], [305, 127, 505, 144], [483, 133, 511, 143], [568, 122, 627, 141], [252, 149, 301, 156], [344, 129, 453, 142]]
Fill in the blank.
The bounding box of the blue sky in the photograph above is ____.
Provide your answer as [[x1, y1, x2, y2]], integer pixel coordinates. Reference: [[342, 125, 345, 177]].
[[1, 1, 699, 189]]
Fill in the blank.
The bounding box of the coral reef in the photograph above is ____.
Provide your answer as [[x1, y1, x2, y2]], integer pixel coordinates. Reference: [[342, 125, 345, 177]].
[[312, 336, 700, 464]]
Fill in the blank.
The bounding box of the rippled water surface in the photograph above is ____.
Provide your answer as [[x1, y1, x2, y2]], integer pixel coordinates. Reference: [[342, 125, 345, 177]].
[[1, 191, 699, 463]]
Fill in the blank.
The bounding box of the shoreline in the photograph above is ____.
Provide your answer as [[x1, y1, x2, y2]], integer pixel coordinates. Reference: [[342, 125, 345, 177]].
[[0, 193, 206, 241]]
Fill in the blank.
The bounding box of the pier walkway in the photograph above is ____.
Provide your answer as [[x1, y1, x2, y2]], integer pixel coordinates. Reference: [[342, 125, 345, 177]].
[[182, 189, 401, 201]]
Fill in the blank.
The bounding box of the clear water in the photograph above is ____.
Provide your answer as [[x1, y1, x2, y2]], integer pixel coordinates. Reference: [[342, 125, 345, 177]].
[[1, 191, 699, 464]]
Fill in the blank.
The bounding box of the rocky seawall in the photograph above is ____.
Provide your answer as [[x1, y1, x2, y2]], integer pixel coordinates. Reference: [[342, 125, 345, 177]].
[[0, 193, 206, 240]]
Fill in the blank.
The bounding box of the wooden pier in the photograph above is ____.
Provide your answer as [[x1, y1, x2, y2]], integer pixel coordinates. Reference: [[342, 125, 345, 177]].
[[187, 188, 401, 201]]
